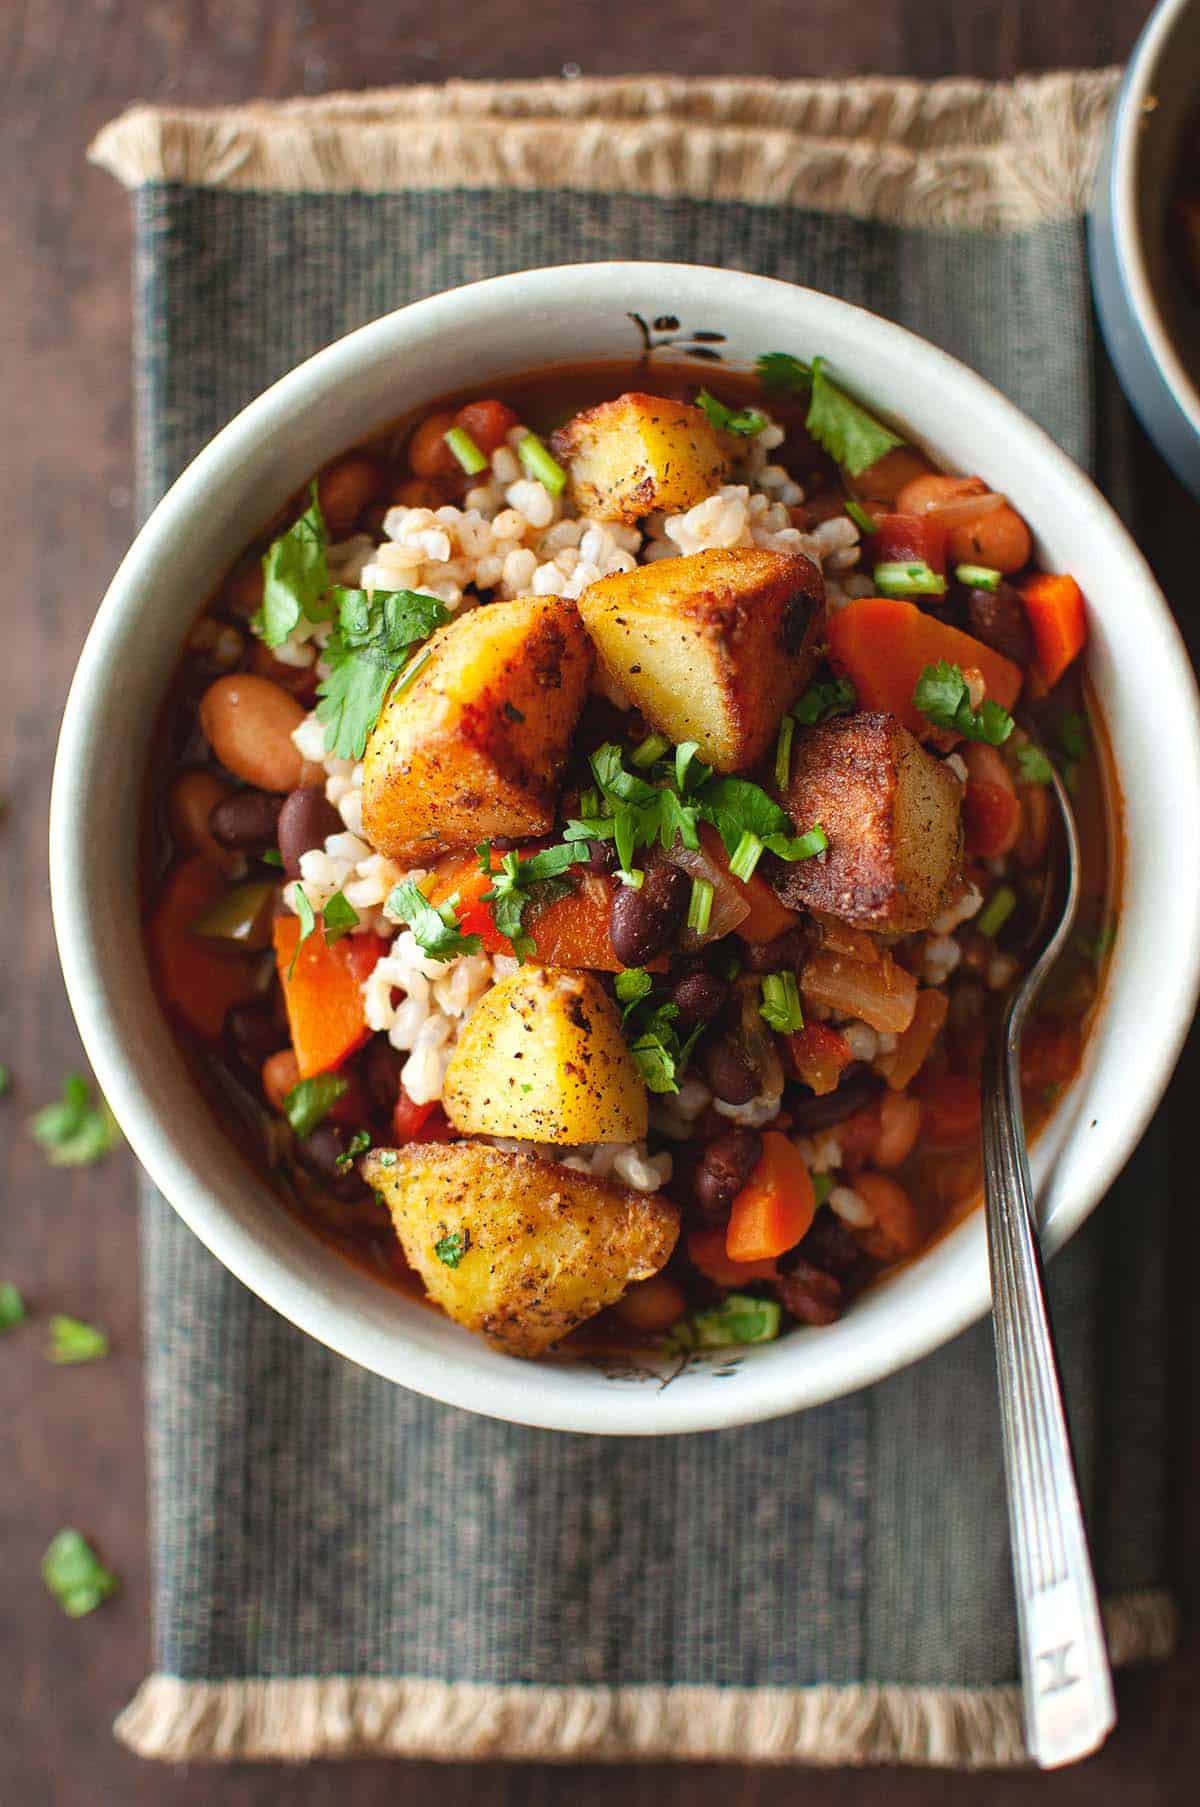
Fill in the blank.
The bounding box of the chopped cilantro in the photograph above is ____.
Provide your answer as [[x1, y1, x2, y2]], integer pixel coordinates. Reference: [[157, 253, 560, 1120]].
[[282, 1073, 349, 1139], [695, 387, 767, 437], [614, 967, 654, 1014], [42, 1530, 119, 1618], [1014, 743, 1055, 785], [435, 1230, 469, 1268], [261, 848, 284, 868], [322, 889, 360, 945], [665, 1293, 782, 1352], [386, 878, 483, 963], [0, 1282, 25, 1331], [0, 1064, 9, 1095], [289, 884, 317, 978], [315, 586, 450, 759], [812, 1171, 834, 1208], [912, 661, 1014, 746], [335, 1128, 372, 1173], [253, 485, 331, 649], [759, 971, 804, 1033], [621, 991, 703, 1096], [30, 1075, 121, 1168], [47, 1315, 109, 1365], [792, 675, 857, 726], [697, 776, 828, 864], [477, 841, 584, 962], [756, 353, 904, 475]]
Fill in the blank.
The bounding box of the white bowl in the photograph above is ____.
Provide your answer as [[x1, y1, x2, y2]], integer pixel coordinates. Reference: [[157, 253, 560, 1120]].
[[50, 263, 1200, 1434]]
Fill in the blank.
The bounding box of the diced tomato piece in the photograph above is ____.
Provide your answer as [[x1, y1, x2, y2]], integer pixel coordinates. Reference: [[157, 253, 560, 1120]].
[[865, 511, 949, 575], [454, 399, 521, 455], [327, 1071, 369, 1128], [725, 1132, 817, 1262], [1020, 1021, 1081, 1095], [687, 1226, 778, 1287], [784, 1022, 853, 1095], [273, 918, 388, 1079], [914, 1070, 981, 1148], [148, 856, 262, 1041], [391, 1089, 453, 1143]]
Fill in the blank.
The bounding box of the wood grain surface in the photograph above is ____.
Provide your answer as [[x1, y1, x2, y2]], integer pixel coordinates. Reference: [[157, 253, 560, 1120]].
[[3, 1, 1197, 1801]]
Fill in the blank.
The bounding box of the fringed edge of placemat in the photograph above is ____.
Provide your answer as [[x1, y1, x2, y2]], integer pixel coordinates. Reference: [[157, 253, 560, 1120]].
[[114, 1588, 1175, 1768], [88, 71, 1120, 230]]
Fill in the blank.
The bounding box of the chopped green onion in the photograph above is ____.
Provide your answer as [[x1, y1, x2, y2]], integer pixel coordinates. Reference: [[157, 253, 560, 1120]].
[[687, 877, 714, 937], [261, 848, 284, 868], [42, 1529, 119, 1618], [0, 1282, 25, 1331], [443, 425, 488, 475], [955, 563, 1002, 591], [666, 1293, 782, 1352], [845, 500, 877, 535], [0, 1065, 10, 1095], [812, 1171, 834, 1208], [873, 560, 947, 598], [283, 1073, 350, 1139], [517, 433, 567, 496], [630, 732, 671, 768], [977, 885, 1017, 938], [47, 1315, 109, 1365], [728, 830, 764, 883], [773, 713, 795, 790], [392, 643, 434, 699], [617, 867, 645, 891], [1014, 743, 1054, 785], [759, 971, 804, 1033]]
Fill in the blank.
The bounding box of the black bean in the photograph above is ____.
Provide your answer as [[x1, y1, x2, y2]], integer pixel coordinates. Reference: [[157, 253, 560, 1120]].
[[580, 839, 618, 877], [774, 1260, 843, 1326], [671, 971, 728, 1028], [700, 1032, 759, 1105], [224, 998, 288, 1070], [739, 928, 808, 975], [790, 1205, 861, 1280], [785, 1069, 881, 1131], [362, 1035, 403, 1119], [209, 788, 284, 853], [965, 581, 1033, 668], [297, 1124, 372, 1202], [277, 786, 343, 879], [610, 863, 689, 967], [688, 1128, 763, 1224]]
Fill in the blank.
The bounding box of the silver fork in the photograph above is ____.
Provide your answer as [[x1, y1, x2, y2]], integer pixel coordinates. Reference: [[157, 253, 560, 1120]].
[[979, 763, 1115, 1767]]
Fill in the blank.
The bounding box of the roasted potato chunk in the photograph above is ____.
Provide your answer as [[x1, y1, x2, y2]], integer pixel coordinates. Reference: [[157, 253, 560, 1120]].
[[577, 548, 824, 772], [770, 711, 962, 932], [363, 1142, 680, 1357], [361, 596, 592, 863], [443, 966, 647, 1143], [550, 392, 728, 523]]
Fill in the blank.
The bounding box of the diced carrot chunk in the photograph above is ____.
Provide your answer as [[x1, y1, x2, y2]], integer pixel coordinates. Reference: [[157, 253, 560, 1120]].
[[1020, 573, 1087, 691], [726, 1131, 816, 1262], [687, 1227, 778, 1288], [273, 917, 388, 1078], [826, 597, 1023, 739]]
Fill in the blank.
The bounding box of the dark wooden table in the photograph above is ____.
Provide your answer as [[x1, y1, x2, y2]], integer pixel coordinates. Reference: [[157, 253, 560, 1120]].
[[4, 2, 1197, 1801]]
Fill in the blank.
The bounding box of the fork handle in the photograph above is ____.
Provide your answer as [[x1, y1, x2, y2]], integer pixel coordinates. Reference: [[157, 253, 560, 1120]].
[[980, 1021, 1115, 1767]]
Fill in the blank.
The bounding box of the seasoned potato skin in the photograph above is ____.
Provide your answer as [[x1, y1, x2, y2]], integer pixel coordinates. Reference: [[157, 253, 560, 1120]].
[[770, 711, 963, 931], [363, 1142, 680, 1357], [551, 392, 728, 523], [577, 547, 824, 772], [361, 596, 592, 863], [443, 966, 648, 1143]]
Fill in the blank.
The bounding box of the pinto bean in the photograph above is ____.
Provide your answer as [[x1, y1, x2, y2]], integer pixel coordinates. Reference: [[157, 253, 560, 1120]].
[[317, 454, 384, 538], [262, 1048, 301, 1113], [168, 769, 237, 870], [277, 786, 343, 878], [612, 1274, 688, 1334], [198, 675, 317, 793], [948, 506, 1031, 574], [208, 788, 284, 853], [609, 864, 688, 967], [406, 409, 460, 478]]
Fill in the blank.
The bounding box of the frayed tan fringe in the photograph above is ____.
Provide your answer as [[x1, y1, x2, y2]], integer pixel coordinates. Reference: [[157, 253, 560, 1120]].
[[114, 1588, 1175, 1768], [89, 71, 1119, 230]]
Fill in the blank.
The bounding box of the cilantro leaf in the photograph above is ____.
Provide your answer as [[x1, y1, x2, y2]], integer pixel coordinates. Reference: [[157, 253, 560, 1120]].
[[695, 388, 767, 437], [47, 1315, 109, 1365], [289, 885, 317, 978], [283, 1073, 349, 1139], [664, 1293, 782, 1353], [316, 587, 450, 759], [29, 1075, 121, 1168], [614, 967, 653, 1015], [912, 661, 1014, 746], [335, 1128, 372, 1172], [476, 842, 582, 962], [0, 1064, 10, 1095], [622, 993, 703, 1096], [322, 889, 360, 944], [434, 1230, 469, 1268], [792, 674, 857, 726], [386, 878, 483, 963], [697, 777, 827, 864], [42, 1530, 119, 1618], [1014, 743, 1054, 785], [0, 1282, 25, 1331], [755, 352, 904, 476], [253, 485, 331, 648]]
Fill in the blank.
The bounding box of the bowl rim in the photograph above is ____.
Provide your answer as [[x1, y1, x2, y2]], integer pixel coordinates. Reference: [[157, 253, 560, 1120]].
[[1109, 0, 1200, 437], [50, 261, 1200, 1434]]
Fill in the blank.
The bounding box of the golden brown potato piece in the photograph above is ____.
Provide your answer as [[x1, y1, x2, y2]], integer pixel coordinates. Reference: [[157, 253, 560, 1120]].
[[363, 1141, 680, 1357], [443, 966, 647, 1143], [550, 392, 728, 523], [361, 596, 592, 863], [771, 711, 962, 932], [577, 547, 824, 772]]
